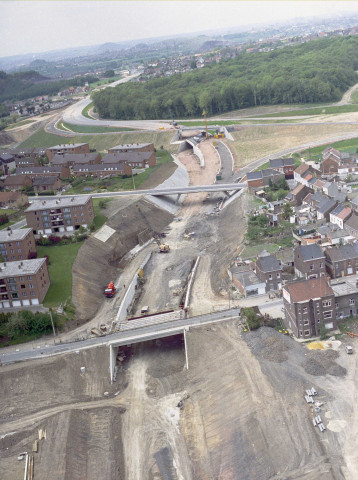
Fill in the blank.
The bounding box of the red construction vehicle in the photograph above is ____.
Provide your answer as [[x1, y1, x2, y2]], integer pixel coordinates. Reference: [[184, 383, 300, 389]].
[[104, 281, 116, 298]]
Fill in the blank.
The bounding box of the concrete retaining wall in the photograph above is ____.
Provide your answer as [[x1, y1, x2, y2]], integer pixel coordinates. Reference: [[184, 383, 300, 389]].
[[114, 252, 152, 326]]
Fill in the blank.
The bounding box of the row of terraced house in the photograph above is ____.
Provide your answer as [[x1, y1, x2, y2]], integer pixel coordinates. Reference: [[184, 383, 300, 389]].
[[0, 142, 156, 193]]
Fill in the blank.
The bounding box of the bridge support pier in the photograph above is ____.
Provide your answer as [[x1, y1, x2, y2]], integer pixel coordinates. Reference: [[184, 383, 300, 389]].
[[223, 190, 230, 198], [109, 344, 117, 384], [176, 193, 182, 204], [184, 327, 189, 370]]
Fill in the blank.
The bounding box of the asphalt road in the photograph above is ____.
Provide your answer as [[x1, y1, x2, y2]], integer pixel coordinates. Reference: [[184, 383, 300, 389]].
[[0, 308, 240, 365]]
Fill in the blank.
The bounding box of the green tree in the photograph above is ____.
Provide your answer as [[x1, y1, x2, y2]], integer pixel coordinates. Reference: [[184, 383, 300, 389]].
[[282, 202, 294, 220], [242, 307, 262, 330]]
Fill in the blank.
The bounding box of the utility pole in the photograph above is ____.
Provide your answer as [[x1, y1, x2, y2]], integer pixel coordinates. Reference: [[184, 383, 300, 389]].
[[203, 109, 209, 138], [132, 171, 136, 190]]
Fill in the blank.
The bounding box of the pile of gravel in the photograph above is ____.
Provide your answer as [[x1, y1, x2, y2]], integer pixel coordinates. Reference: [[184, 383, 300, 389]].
[[244, 328, 292, 363], [302, 349, 346, 377]]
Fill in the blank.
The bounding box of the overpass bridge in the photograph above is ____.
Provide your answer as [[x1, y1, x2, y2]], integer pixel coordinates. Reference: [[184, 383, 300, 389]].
[[32, 183, 247, 203], [0, 308, 241, 381]]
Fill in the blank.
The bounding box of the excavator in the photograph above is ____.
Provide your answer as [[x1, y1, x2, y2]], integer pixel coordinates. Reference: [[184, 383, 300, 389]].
[[136, 204, 170, 253]]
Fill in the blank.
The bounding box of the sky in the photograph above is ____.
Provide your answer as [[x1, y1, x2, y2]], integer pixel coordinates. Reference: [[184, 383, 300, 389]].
[[1, 1, 358, 58]]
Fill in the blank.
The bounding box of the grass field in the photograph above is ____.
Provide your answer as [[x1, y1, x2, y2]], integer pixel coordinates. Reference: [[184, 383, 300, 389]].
[[300, 137, 358, 160], [37, 242, 84, 307], [92, 198, 108, 229], [5, 118, 36, 130], [18, 127, 176, 153], [351, 90, 358, 104], [81, 102, 94, 119], [230, 124, 358, 168], [89, 75, 122, 87], [241, 243, 279, 260], [57, 121, 134, 134], [256, 104, 358, 118]]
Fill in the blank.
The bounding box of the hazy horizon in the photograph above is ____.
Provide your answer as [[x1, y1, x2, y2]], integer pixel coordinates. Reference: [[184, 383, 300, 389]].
[[1, 1, 358, 59]]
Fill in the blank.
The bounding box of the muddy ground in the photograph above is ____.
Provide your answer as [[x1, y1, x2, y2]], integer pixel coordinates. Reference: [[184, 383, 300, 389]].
[[1, 324, 356, 479]]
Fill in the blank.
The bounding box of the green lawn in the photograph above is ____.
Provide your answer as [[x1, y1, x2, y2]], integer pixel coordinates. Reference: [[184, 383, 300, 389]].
[[0, 209, 17, 216], [351, 90, 358, 104], [18, 127, 176, 153], [92, 198, 108, 229], [82, 102, 94, 119], [300, 137, 358, 160], [0, 221, 15, 230], [257, 104, 358, 118], [5, 118, 36, 130], [58, 121, 134, 134], [37, 242, 84, 307]]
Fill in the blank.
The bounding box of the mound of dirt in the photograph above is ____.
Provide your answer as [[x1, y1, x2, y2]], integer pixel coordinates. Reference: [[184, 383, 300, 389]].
[[0, 131, 15, 146], [302, 349, 347, 377], [72, 198, 173, 322]]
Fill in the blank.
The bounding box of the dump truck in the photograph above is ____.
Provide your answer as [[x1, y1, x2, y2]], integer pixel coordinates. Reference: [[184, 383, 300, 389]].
[[104, 281, 116, 298]]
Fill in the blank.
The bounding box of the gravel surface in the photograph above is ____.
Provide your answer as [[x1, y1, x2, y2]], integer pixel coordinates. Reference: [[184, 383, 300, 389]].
[[303, 349, 347, 377]]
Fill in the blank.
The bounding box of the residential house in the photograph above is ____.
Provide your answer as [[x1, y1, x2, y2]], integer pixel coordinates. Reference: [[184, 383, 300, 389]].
[[269, 158, 294, 178], [32, 176, 62, 192], [25, 196, 95, 235], [246, 168, 285, 189], [0, 228, 36, 261], [73, 162, 132, 178], [331, 277, 358, 319], [231, 265, 266, 298], [46, 143, 90, 161], [50, 152, 101, 167], [303, 192, 337, 221], [294, 244, 326, 279], [0, 258, 50, 309], [294, 163, 317, 186], [108, 143, 155, 154], [0, 191, 28, 208], [15, 157, 38, 169], [344, 212, 358, 238], [283, 277, 337, 338], [290, 184, 312, 206], [4, 175, 32, 191], [255, 252, 282, 291], [325, 243, 358, 278], [320, 147, 341, 175], [317, 224, 352, 246], [16, 165, 71, 180], [0, 153, 16, 175], [102, 151, 156, 169], [322, 181, 346, 203], [329, 204, 352, 229]]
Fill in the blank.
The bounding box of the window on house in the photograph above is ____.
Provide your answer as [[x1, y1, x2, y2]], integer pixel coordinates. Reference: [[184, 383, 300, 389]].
[[22, 292, 27, 297], [27, 276, 32, 280], [30, 291, 35, 296], [303, 307, 308, 314], [322, 300, 331, 307], [304, 320, 309, 325], [350, 298, 355, 305], [277, 273, 280, 278], [304, 330, 310, 336], [310, 264, 314, 270], [335, 303, 339, 309], [323, 311, 332, 319]]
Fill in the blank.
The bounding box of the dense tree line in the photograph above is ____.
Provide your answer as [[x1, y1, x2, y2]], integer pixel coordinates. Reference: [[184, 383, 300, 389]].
[[92, 36, 358, 119], [0, 70, 99, 102]]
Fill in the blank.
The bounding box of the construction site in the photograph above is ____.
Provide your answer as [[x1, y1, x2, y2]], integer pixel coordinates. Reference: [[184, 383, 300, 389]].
[[1, 131, 358, 480]]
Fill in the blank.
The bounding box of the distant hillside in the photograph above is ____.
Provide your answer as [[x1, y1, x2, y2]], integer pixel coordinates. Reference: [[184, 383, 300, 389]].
[[0, 70, 99, 102], [92, 36, 358, 120]]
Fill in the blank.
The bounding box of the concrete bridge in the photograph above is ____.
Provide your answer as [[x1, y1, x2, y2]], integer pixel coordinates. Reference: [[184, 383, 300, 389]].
[[1, 308, 241, 381], [33, 183, 247, 203]]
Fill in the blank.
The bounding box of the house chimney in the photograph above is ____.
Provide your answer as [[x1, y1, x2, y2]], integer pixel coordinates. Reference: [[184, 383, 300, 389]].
[[18, 264, 21, 269]]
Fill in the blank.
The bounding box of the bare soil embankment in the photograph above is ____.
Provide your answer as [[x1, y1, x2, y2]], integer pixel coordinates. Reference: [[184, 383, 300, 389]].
[[72, 198, 173, 322]]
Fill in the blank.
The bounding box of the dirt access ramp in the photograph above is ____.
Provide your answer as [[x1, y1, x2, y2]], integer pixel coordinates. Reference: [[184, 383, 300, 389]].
[[72, 197, 173, 322]]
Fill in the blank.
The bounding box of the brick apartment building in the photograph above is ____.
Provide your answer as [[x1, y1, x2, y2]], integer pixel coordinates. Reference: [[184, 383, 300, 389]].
[[4, 175, 32, 191], [102, 151, 156, 169], [73, 162, 132, 178], [0, 228, 36, 262], [294, 244, 326, 279], [32, 176, 62, 192], [283, 278, 337, 338], [325, 244, 358, 278], [16, 165, 71, 179], [46, 143, 90, 161], [25, 196, 95, 234], [50, 153, 101, 167], [245, 168, 285, 189], [255, 253, 282, 292], [108, 143, 155, 154], [0, 258, 50, 309]]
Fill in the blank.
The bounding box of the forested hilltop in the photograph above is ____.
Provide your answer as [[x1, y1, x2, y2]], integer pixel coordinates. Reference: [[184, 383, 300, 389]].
[[92, 36, 358, 120], [0, 71, 99, 102]]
